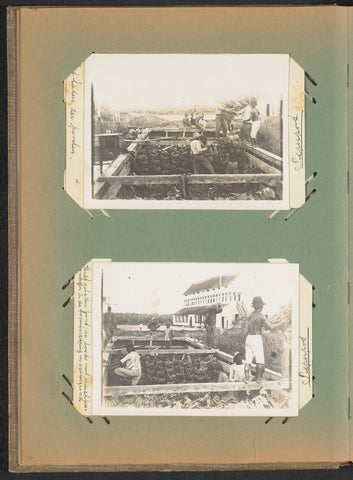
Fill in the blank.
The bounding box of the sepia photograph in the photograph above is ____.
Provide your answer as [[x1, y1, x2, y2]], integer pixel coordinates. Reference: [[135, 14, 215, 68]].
[[91, 262, 299, 416], [83, 55, 290, 209]]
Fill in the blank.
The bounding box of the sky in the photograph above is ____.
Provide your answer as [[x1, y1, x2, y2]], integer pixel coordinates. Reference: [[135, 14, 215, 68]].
[[86, 54, 288, 112], [101, 262, 298, 315]]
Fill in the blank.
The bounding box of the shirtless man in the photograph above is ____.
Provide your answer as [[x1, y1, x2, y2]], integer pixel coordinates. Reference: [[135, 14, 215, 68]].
[[245, 296, 275, 383], [204, 303, 223, 348]]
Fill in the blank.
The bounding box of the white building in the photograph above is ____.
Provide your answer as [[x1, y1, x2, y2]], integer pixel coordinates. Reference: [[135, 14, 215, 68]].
[[173, 275, 249, 329]]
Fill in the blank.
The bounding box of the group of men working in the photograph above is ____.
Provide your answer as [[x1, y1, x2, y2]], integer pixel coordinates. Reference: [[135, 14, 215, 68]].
[[184, 97, 261, 145], [106, 294, 282, 387], [216, 97, 261, 145], [188, 97, 261, 175], [183, 110, 207, 132]]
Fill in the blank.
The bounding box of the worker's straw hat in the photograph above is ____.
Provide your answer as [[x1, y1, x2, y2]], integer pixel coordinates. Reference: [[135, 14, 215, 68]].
[[192, 132, 200, 138], [252, 296, 265, 308]]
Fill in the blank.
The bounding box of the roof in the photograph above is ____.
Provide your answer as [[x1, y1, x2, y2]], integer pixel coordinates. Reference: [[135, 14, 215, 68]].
[[183, 275, 237, 296], [174, 305, 227, 316], [174, 302, 245, 317]]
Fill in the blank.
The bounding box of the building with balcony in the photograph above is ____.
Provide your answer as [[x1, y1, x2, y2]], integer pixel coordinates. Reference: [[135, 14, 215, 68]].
[[173, 275, 249, 329]]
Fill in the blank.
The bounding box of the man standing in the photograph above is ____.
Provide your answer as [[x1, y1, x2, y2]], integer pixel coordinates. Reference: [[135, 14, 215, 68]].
[[249, 98, 261, 145], [204, 304, 223, 348], [103, 306, 115, 347], [240, 98, 252, 142], [164, 321, 174, 348], [216, 107, 233, 138], [183, 112, 190, 136], [190, 134, 215, 174], [244, 296, 275, 383]]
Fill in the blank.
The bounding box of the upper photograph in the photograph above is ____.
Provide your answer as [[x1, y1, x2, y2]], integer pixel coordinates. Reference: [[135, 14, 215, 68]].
[[64, 54, 306, 210]]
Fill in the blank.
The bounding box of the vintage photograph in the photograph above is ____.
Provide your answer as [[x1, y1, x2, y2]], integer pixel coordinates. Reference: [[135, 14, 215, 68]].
[[92, 263, 299, 416], [85, 55, 289, 208]]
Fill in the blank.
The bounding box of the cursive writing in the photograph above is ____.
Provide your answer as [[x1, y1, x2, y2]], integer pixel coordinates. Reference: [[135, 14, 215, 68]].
[[299, 333, 311, 386], [68, 71, 82, 156], [70, 71, 82, 104], [290, 111, 304, 171], [75, 264, 92, 414]]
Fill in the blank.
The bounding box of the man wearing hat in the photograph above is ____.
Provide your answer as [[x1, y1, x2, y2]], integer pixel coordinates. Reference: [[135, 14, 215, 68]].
[[114, 341, 141, 386], [244, 296, 273, 383], [190, 134, 215, 174]]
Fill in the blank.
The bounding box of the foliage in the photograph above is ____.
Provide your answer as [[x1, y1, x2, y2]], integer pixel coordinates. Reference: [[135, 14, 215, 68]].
[[109, 312, 172, 326], [256, 116, 281, 156]]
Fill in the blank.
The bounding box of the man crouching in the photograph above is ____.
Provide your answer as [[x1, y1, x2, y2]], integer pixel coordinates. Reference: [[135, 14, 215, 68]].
[[114, 341, 141, 386]]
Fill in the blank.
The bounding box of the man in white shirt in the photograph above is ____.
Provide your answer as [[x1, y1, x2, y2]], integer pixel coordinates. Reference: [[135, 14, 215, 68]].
[[114, 341, 141, 385], [190, 135, 215, 174]]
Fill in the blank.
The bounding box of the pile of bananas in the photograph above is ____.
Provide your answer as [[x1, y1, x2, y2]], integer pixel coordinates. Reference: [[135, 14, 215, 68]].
[[104, 392, 240, 409], [132, 145, 193, 176], [139, 353, 222, 385], [132, 140, 250, 176]]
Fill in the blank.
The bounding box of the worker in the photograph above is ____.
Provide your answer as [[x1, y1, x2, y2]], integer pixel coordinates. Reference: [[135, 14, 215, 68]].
[[215, 109, 229, 138], [183, 112, 190, 134], [198, 115, 207, 133], [190, 134, 215, 174], [204, 304, 223, 348], [244, 296, 276, 383], [249, 98, 261, 145], [215, 104, 234, 138], [164, 321, 174, 348], [114, 341, 141, 385], [103, 306, 115, 347], [240, 98, 252, 141]]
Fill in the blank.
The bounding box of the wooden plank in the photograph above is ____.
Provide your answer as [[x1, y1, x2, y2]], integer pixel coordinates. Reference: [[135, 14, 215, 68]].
[[150, 128, 215, 133], [102, 163, 131, 199], [246, 151, 281, 174], [127, 142, 139, 152], [93, 154, 131, 198], [95, 173, 282, 186], [104, 380, 290, 396], [134, 348, 218, 355], [94, 133, 123, 138], [245, 148, 282, 173], [244, 145, 282, 167]]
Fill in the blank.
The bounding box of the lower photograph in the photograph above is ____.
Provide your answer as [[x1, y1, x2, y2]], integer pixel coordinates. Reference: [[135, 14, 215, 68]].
[[71, 260, 312, 417]]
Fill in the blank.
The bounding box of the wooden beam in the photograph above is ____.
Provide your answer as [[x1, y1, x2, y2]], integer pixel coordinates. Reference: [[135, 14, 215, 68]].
[[103, 163, 131, 199], [244, 145, 282, 167], [94, 154, 131, 198], [104, 380, 290, 396], [94, 133, 124, 138], [134, 348, 218, 355], [244, 148, 282, 173], [246, 152, 281, 174], [95, 173, 282, 186]]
